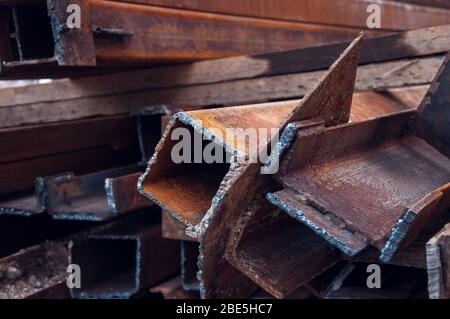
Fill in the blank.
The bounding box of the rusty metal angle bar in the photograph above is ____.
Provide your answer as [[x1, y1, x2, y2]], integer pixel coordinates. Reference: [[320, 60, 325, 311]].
[[0, 173, 72, 216], [140, 34, 364, 298], [267, 54, 450, 263]]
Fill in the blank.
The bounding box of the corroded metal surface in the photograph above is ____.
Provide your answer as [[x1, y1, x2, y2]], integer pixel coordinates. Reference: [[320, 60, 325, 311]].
[[162, 211, 198, 242], [227, 191, 340, 299], [268, 56, 450, 263], [45, 165, 152, 221], [426, 223, 450, 299], [140, 35, 363, 298], [0, 0, 368, 76], [70, 210, 180, 299], [269, 111, 450, 262]]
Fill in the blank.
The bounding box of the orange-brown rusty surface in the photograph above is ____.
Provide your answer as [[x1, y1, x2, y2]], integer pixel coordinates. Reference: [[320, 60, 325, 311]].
[[273, 111, 450, 258], [349, 86, 428, 122], [197, 35, 364, 298], [140, 35, 363, 234], [91, 0, 371, 63], [106, 172, 153, 215], [227, 191, 339, 299], [118, 0, 450, 30]]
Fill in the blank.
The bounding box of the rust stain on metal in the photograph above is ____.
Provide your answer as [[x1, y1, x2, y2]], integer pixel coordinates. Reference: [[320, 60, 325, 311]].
[[0, 0, 368, 75], [226, 191, 341, 299]]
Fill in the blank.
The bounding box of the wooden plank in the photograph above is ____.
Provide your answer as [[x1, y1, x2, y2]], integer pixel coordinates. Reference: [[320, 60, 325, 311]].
[[2, 25, 448, 106], [393, 0, 450, 10], [0, 57, 441, 128], [112, 0, 450, 30], [0, 145, 139, 194], [0, 115, 137, 164]]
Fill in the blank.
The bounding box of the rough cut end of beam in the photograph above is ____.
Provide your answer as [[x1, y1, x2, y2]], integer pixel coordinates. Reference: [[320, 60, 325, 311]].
[[273, 111, 450, 261], [267, 190, 368, 256], [381, 184, 450, 262], [138, 100, 297, 227], [426, 223, 450, 299]]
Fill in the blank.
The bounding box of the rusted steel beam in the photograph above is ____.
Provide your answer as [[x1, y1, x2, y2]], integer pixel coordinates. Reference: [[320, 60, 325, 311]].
[[352, 209, 450, 270], [227, 209, 341, 298], [0, 191, 37, 216], [0, 173, 74, 216], [426, 223, 450, 299], [0, 0, 376, 76], [181, 241, 199, 292], [119, 0, 450, 30], [140, 35, 364, 298], [45, 165, 152, 221], [1, 23, 448, 81], [139, 35, 362, 230], [70, 209, 180, 299], [0, 241, 70, 299], [227, 190, 341, 299], [268, 54, 450, 263], [268, 111, 450, 262]]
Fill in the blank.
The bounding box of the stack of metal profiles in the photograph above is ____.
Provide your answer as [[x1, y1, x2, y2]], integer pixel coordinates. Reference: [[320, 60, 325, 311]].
[[0, 0, 449, 299]]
